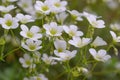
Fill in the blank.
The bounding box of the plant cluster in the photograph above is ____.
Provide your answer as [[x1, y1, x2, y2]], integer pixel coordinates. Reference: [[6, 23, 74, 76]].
[[0, 0, 120, 80]]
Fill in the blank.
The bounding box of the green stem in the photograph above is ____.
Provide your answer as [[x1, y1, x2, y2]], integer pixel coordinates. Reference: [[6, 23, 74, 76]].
[[10, 30, 26, 53], [67, 61, 70, 80], [55, 71, 66, 80], [0, 30, 9, 60], [66, 61, 73, 80], [107, 43, 114, 51], [76, 48, 83, 66], [86, 25, 94, 38], [3, 47, 20, 58], [0, 45, 5, 60], [91, 62, 97, 71]]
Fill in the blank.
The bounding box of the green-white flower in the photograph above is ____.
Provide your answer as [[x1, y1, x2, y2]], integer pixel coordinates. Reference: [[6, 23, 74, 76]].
[[22, 39, 42, 51], [43, 22, 63, 36], [89, 48, 111, 62], [91, 36, 107, 47], [69, 37, 91, 48], [0, 14, 19, 29]]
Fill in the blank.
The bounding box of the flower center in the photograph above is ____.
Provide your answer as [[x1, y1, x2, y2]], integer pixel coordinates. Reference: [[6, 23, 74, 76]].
[[36, 12, 43, 18], [37, 77, 41, 80], [29, 44, 36, 50], [21, 18, 28, 23], [69, 31, 75, 36], [22, 3, 28, 8], [27, 31, 34, 38], [54, 2, 61, 7], [25, 60, 31, 65], [50, 28, 57, 35], [5, 20, 12, 26], [72, 15, 77, 20], [45, 59, 51, 64], [77, 41, 82, 47], [92, 21, 98, 27], [96, 55, 103, 61], [42, 5, 49, 11], [58, 48, 63, 52]]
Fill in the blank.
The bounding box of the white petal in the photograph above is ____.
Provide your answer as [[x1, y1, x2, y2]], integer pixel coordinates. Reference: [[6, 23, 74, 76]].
[[20, 25, 29, 31], [35, 40, 42, 46], [30, 26, 40, 33], [91, 36, 107, 47], [116, 37, 120, 42], [33, 34, 42, 39], [70, 25, 78, 31], [103, 55, 111, 62], [50, 22, 57, 27], [26, 39, 33, 45], [82, 38, 91, 45], [20, 31, 27, 38], [43, 24, 50, 30], [68, 40, 76, 46], [76, 31, 84, 36], [89, 48, 97, 57], [24, 54, 30, 60], [16, 13, 24, 20], [54, 39, 66, 50], [61, 1, 67, 6], [110, 31, 117, 39], [73, 37, 81, 43], [4, 14, 12, 19], [63, 25, 69, 33], [19, 58, 25, 63], [98, 49, 107, 57]]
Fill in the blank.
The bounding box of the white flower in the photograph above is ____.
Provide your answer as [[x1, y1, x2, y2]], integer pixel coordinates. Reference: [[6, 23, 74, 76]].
[[34, 1, 51, 15], [54, 39, 66, 53], [42, 54, 57, 65], [88, 15, 105, 28], [20, 25, 42, 40], [83, 12, 105, 28], [110, 23, 120, 31], [68, 37, 91, 48], [83, 11, 98, 19], [16, 13, 34, 24], [19, 54, 35, 68], [49, 0, 67, 13], [22, 39, 42, 51], [30, 10, 44, 19], [0, 14, 19, 29], [30, 74, 48, 80], [89, 48, 111, 62], [43, 22, 63, 36], [53, 50, 77, 61], [63, 25, 83, 37], [17, 0, 34, 13], [68, 10, 83, 21], [91, 36, 107, 47], [2, 0, 17, 2], [110, 31, 120, 42], [0, 5, 16, 13], [55, 12, 68, 24]]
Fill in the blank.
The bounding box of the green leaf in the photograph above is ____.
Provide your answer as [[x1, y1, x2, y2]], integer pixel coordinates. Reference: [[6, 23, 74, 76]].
[[0, 38, 5, 45]]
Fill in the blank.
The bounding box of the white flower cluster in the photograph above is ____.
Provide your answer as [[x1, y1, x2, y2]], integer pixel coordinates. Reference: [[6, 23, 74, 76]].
[[0, 0, 117, 79]]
